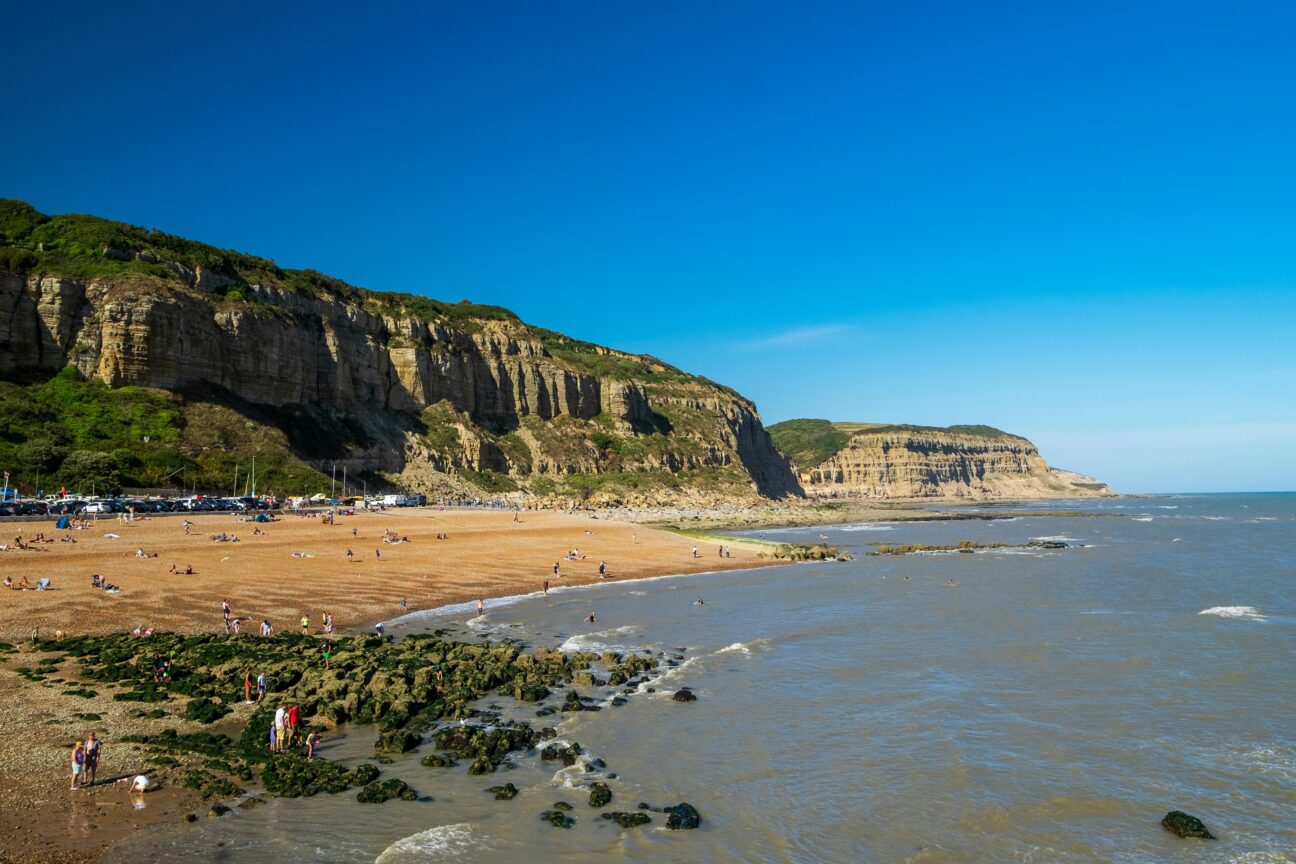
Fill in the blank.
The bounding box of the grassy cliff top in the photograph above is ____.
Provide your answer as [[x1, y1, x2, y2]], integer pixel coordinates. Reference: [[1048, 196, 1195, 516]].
[[768, 419, 1019, 469]]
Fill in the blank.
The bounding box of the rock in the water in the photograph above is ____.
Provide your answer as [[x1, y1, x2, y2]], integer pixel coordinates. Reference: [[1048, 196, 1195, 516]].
[[468, 754, 496, 775], [553, 801, 573, 812], [588, 782, 612, 808], [1161, 811, 1216, 840], [541, 809, 575, 828], [346, 764, 380, 787], [357, 778, 418, 804], [665, 802, 702, 830], [206, 804, 231, 818], [672, 688, 697, 703], [421, 753, 458, 768], [488, 783, 518, 800], [375, 729, 420, 754], [602, 811, 651, 828]]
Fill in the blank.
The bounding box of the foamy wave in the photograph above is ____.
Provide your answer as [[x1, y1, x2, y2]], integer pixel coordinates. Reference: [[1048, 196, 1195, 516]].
[[376, 824, 480, 862], [1243, 747, 1296, 781], [1131, 516, 1154, 522], [837, 523, 896, 532], [1200, 606, 1266, 622], [1227, 852, 1296, 864], [715, 642, 750, 656], [559, 625, 645, 654]]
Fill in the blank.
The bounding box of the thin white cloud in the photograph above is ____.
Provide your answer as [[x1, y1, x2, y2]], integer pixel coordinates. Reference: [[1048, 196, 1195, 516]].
[[740, 324, 854, 350]]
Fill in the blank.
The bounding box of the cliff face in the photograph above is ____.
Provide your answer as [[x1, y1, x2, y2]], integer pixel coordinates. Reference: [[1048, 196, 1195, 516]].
[[0, 201, 800, 502], [769, 421, 1110, 499]]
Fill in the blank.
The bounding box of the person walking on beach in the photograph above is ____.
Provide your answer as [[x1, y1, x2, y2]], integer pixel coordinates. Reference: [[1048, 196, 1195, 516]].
[[598, 561, 607, 577], [300, 615, 309, 634], [553, 561, 561, 577], [183, 519, 192, 535], [244, 670, 253, 703], [84, 732, 100, 786], [256, 672, 267, 703], [222, 599, 231, 632], [70, 741, 85, 789], [260, 619, 272, 637], [346, 548, 353, 562], [692, 546, 699, 558], [543, 579, 549, 595]]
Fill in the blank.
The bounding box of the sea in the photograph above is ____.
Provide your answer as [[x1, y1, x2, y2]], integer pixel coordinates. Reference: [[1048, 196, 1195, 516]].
[[117, 493, 1295, 863]]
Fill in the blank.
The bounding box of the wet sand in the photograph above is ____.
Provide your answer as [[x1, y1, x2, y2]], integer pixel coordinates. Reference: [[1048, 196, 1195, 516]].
[[0, 508, 776, 864]]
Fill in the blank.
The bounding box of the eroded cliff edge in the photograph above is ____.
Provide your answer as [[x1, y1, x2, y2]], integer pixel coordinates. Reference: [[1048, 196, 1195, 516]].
[[768, 420, 1110, 499], [0, 200, 799, 502]]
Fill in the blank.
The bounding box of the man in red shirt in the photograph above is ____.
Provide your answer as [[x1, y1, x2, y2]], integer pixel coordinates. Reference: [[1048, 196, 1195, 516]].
[[285, 705, 300, 748]]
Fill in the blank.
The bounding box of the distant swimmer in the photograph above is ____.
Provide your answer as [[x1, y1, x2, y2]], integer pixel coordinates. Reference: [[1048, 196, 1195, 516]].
[[947, 579, 958, 586], [694, 598, 704, 606], [374, 622, 385, 637], [543, 579, 549, 595], [585, 612, 597, 623]]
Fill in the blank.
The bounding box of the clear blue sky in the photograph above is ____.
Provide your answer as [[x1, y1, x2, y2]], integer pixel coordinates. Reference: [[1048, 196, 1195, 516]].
[[3, 1, 1293, 493]]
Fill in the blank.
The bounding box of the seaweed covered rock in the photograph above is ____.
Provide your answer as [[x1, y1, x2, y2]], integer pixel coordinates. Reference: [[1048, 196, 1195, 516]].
[[665, 802, 702, 830], [261, 755, 352, 798], [540, 743, 582, 766], [514, 682, 550, 702], [487, 783, 518, 800], [421, 753, 457, 768], [672, 688, 697, 703], [602, 811, 651, 828], [357, 778, 418, 804], [185, 698, 233, 724], [541, 809, 575, 828], [1161, 811, 1216, 840], [434, 722, 536, 773], [346, 764, 380, 786], [376, 729, 421, 754], [588, 782, 612, 808]]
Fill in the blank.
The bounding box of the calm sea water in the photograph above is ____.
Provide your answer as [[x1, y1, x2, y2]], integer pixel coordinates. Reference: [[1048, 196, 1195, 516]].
[[118, 494, 1295, 863]]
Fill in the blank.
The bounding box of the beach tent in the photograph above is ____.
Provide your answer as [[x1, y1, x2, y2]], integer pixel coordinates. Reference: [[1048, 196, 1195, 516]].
[[253, 513, 269, 523], [55, 516, 70, 530]]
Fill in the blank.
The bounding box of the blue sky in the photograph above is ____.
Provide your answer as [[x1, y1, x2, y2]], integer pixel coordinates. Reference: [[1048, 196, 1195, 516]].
[[3, 1, 1293, 492]]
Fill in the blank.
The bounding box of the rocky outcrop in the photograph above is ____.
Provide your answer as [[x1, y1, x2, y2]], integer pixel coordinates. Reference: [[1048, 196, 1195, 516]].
[[784, 423, 1109, 499]]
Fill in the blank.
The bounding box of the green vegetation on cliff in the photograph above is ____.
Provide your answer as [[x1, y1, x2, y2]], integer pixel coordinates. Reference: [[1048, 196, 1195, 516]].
[[0, 367, 328, 495], [765, 419, 851, 469], [769, 418, 1017, 469]]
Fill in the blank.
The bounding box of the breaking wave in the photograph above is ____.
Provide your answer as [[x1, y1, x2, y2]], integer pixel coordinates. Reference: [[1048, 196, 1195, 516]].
[[1200, 606, 1266, 622], [376, 823, 481, 862]]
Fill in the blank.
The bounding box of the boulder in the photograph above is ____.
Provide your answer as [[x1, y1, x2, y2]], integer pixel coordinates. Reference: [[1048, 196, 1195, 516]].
[[1161, 811, 1216, 840], [487, 783, 518, 800], [602, 811, 651, 828], [376, 729, 420, 754], [541, 809, 575, 828], [357, 778, 418, 804], [588, 782, 612, 808], [672, 688, 697, 703], [665, 802, 702, 830], [421, 753, 457, 768]]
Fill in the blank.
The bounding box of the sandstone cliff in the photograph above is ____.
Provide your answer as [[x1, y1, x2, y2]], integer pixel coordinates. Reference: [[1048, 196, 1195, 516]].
[[0, 200, 799, 502], [767, 420, 1110, 499]]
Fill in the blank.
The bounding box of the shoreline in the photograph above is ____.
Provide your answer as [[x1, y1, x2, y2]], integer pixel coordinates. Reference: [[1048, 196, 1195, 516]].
[[0, 508, 786, 864]]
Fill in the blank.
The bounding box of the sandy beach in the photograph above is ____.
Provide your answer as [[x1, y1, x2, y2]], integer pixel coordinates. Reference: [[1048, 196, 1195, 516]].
[[0, 508, 778, 863], [0, 507, 775, 642]]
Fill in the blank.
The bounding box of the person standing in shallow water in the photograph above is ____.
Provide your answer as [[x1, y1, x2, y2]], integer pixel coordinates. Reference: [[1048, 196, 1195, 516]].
[[84, 731, 100, 786], [70, 742, 84, 790]]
